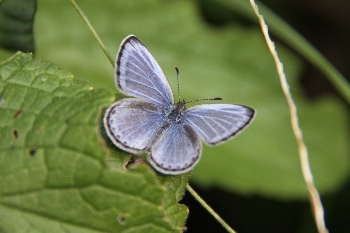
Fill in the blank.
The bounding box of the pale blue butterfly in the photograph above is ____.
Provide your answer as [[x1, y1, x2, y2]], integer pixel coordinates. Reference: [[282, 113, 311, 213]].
[[104, 35, 255, 175]]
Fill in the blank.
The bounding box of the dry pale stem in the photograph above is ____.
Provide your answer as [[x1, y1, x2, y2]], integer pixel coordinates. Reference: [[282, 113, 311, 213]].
[[249, 1, 328, 233]]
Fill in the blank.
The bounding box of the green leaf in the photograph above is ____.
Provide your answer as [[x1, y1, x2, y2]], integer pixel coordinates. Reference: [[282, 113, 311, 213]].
[[0, 52, 188, 233], [27, 0, 349, 199], [0, 0, 37, 52]]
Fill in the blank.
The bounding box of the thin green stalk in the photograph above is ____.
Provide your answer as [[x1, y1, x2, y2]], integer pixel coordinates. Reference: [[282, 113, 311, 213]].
[[69, 0, 114, 67], [186, 184, 237, 233]]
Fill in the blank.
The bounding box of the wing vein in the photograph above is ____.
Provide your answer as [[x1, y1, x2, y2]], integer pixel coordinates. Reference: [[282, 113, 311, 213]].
[[127, 46, 171, 104]]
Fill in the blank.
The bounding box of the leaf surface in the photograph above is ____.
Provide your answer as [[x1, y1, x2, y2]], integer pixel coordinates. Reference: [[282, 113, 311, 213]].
[[0, 52, 188, 233]]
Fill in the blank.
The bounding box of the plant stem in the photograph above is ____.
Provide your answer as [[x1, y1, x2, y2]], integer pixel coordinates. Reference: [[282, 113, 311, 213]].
[[186, 184, 237, 233], [249, 1, 329, 233], [69, 0, 114, 67]]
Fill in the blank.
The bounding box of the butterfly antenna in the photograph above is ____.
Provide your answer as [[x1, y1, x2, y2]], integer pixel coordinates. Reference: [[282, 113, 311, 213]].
[[186, 97, 222, 104], [175, 67, 181, 102]]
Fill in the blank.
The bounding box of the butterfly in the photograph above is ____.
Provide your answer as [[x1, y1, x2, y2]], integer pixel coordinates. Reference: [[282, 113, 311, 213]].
[[104, 35, 255, 175]]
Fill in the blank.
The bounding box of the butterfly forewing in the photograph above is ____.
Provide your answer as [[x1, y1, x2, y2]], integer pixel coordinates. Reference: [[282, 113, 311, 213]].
[[116, 36, 174, 109], [104, 98, 166, 153], [184, 104, 255, 145]]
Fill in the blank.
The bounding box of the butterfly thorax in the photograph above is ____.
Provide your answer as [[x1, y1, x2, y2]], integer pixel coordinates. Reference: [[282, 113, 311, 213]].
[[167, 100, 186, 124]]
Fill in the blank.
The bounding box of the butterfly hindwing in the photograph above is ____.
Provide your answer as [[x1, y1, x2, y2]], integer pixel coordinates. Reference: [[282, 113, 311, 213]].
[[149, 122, 202, 175], [184, 104, 255, 145], [116, 35, 174, 109]]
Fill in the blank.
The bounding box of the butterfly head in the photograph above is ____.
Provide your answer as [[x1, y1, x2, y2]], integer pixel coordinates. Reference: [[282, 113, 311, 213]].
[[176, 100, 187, 110]]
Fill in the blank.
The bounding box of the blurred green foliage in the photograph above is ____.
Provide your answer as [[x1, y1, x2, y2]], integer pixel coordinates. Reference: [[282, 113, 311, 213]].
[[0, 0, 349, 232]]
